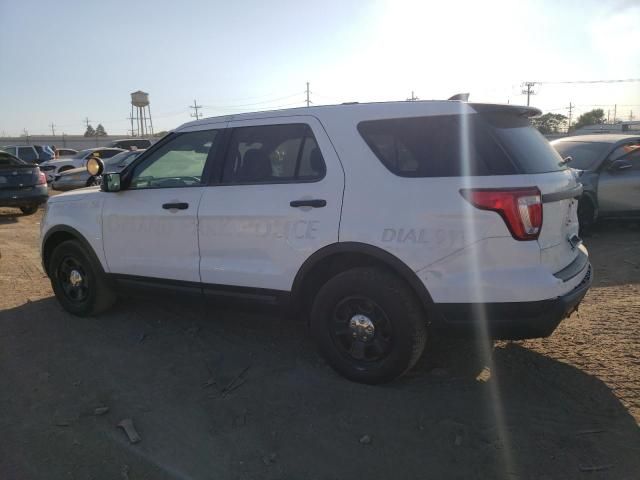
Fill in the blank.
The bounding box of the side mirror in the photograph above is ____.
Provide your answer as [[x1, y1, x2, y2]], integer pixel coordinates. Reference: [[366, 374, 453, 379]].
[[609, 159, 633, 172], [102, 172, 122, 192]]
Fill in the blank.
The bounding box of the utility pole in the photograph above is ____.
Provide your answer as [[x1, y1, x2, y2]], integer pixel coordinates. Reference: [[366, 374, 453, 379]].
[[190, 99, 202, 120], [407, 91, 419, 101], [567, 102, 574, 133], [607, 110, 610, 123], [49, 122, 56, 136], [521, 82, 536, 106], [305, 82, 311, 107], [630, 110, 634, 121], [62, 133, 67, 147], [23, 129, 30, 144], [613, 104, 617, 123]]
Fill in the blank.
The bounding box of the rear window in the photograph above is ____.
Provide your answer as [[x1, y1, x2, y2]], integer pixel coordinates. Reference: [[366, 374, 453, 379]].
[[358, 113, 566, 177], [0, 152, 26, 166]]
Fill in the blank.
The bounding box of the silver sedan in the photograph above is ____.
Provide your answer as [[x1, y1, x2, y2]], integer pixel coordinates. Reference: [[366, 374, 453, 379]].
[[51, 150, 144, 191]]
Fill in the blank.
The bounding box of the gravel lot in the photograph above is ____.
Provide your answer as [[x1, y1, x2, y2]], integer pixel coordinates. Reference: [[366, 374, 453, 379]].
[[0, 202, 638, 480]]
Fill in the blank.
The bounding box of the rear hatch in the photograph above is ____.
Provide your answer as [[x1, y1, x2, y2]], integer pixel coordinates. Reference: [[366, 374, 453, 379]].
[[476, 106, 582, 274], [0, 153, 40, 190]]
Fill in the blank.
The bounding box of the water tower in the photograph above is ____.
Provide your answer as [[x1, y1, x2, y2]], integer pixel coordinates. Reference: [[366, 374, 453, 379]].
[[130, 90, 154, 137]]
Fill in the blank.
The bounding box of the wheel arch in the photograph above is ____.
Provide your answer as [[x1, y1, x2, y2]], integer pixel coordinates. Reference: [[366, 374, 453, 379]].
[[290, 242, 435, 318], [42, 225, 104, 277]]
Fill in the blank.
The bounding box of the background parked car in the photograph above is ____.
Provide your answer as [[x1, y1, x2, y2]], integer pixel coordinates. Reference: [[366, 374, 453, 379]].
[[107, 138, 152, 150], [39, 147, 125, 182], [551, 134, 640, 229], [56, 148, 78, 157], [1, 145, 39, 164], [0, 150, 48, 215], [52, 149, 144, 191], [33, 145, 55, 162]]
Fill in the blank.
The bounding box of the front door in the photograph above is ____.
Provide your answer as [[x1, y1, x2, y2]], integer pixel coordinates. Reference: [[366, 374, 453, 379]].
[[198, 117, 344, 292], [102, 126, 224, 282], [598, 148, 640, 215]]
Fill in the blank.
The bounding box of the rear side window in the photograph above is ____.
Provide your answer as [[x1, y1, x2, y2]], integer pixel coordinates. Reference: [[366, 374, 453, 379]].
[[222, 123, 326, 184], [17, 147, 38, 162], [358, 113, 566, 177]]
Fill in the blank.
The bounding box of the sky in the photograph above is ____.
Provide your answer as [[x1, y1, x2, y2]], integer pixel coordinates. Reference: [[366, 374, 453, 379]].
[[0, 0, 639, 136]]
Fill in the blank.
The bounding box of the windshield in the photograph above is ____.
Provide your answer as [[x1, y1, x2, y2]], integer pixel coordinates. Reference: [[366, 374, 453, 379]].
[[71, 149, 93, 159], [552, 141, 609, 170]]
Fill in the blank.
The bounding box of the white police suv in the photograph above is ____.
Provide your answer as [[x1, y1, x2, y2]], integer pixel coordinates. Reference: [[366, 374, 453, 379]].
[[40, 101, 591, 384]]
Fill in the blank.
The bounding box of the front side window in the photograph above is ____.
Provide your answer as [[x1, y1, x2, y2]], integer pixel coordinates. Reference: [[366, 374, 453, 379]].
[[18, 147, 37, 162], [130, 130, 218, 189], [222, 123, 326, 184]]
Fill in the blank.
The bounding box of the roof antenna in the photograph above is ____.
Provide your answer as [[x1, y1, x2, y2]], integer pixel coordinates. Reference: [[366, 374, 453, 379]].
[[448, 93, 470, 101]]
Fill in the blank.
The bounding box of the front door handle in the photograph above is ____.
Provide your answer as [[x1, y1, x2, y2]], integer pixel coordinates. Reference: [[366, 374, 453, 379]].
[[162, 202, 189, 210], [290, 199, 326, 208]]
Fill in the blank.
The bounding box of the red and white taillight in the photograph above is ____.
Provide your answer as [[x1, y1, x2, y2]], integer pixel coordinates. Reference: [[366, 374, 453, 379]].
[[460, 187, 543, 241], [36, 170, 47, 185]]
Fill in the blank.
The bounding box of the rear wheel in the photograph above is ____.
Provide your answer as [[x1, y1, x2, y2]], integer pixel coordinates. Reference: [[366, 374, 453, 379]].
[[19, 205, 38, 215], [49, 240, 116, 316], [310, 267, 427, 384]]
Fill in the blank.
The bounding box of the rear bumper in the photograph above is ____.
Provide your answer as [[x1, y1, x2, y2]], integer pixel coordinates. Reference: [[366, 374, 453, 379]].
[[0, 186, 48, 207], [433, 263, 592, 339]]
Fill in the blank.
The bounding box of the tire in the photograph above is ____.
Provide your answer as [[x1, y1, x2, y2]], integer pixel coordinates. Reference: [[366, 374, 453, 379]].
[[49, 240, 116, 316], [86, 176, 99, 187], [19, 205, 38, 215], [578, 198, 596, 235], [310, 267, 427, 384]]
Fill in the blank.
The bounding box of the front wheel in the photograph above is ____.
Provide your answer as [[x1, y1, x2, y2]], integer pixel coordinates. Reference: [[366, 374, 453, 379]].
[[310, 267, 427, 384], [49, 240, 116, 316]]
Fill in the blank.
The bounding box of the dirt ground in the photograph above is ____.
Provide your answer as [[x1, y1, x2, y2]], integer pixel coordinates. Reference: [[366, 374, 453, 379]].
[[0, 201, 638, 480]]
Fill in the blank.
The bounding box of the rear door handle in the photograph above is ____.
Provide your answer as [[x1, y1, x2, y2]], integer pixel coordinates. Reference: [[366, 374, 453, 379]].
[[162, 202, 189, 210], [290, 199, 326, 208]]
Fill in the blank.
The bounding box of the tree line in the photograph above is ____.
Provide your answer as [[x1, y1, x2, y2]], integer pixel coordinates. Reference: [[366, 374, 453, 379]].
[[531, 109, 607, 135], [84, 124, 108, 137]]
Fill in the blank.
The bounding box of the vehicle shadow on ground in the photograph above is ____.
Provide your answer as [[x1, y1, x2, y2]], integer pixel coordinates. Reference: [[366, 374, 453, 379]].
[[1, 297, 638, 480], [0, 211, 20, 224], [584, 219, 640, 287]]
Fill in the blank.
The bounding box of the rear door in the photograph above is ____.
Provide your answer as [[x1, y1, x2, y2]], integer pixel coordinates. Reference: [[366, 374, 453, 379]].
[[197, 116, 344, 292]]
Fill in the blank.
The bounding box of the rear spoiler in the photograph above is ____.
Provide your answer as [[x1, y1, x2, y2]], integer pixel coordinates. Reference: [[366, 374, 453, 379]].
[[470, 103, 542, 118]]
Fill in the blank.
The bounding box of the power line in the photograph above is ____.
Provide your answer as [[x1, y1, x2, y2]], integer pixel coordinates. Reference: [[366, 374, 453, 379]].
[[202, 92, 303, 109], [532, 78, 640, 85], [190, 99, 202, 120]]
